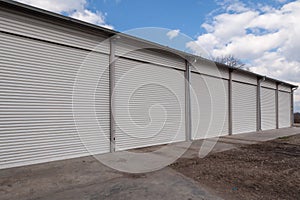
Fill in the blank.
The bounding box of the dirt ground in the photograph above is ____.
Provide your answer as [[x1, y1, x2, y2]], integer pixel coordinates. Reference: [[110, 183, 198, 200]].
[[170, 134, 300, 200]]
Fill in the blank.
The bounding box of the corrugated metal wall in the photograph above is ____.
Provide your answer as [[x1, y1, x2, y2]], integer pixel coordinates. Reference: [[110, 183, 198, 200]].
[[278, 84, 292, 93], [261, 80, 276, 89], [0, 9, 110, 52], [232, 71, 257, 85], [191, 73, 228, 139], [190, 60, 229, 79], [115, 38, 186, 70]]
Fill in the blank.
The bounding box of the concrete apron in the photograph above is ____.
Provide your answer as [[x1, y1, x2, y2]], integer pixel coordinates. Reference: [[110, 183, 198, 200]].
[[82, 127, 300, 175], [1, 127, 299, 200], [107, 127, 300, 161]]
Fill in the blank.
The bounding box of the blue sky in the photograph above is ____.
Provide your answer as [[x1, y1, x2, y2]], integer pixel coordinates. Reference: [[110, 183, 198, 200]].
[[87, 0, 217, 37], [86, 0, 293, 37], [14, 0, 300, 112]]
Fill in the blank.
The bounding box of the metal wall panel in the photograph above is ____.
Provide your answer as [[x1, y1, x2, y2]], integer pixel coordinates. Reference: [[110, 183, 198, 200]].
[[0, 32, 110, 169], [190, 60, 229, 79], [232, 71, 257, 85], [261, 80, 277, 89], [232, 82, 257, 134], [278, 84, 292, 92], [115, 38, 186, 70], [0, 9, 110, 53], [114, 58, 186, 151], [279, 91, 291, 128], [191, 73, 228, 139], [261, 88, 276, 130]]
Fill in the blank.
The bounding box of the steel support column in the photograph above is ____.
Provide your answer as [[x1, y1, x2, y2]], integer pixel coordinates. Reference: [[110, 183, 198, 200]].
[[256, 77, 264, 132], [185, 60, 192, 141], [275, 83, 279, 129], [228, 69, 233, 135], [291, 88, 296, 126], [109, 37, 116, 152]]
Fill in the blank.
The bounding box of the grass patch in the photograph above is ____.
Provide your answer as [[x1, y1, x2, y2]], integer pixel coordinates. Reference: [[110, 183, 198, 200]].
[[278, 136, 291, 140]]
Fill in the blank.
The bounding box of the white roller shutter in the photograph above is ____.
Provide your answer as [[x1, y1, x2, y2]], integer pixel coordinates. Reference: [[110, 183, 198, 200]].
[[279, 91, 291, 128], [232, 82, 257, 134], [0, 32, 110, 169], [191, 73, 228, 139], [114, 58, 186, 151], [261, 88, 276, 130]]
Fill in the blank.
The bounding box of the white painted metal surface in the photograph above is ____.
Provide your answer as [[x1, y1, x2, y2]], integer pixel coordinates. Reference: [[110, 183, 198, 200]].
[[232, 82, 257, 134], [261, 88, 276, 130], [190, 60, 229, 79], [261, 80, 277, 89], [0, 32, 110, 169], [191, 73, 228, 139], [113, 58, 186, 151], [115, 38, 185, 70], [278, 84, 292, 93], [0, 9, 110, 53], [279, 91, 291, 128], [232, 71, 257, 85]]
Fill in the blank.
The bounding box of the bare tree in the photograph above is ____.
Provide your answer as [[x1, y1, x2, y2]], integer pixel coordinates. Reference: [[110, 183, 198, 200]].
[[213, 54, 248, 70]]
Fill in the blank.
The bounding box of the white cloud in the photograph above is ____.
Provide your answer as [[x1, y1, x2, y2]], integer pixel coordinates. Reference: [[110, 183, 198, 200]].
[[70, 10, 114, 29], [15, 0, 86, 13], [166, 29, 180, 40], [225, 1, 250, 13], [276, 0, 287, 3], [187, 0, 300, 111], [15, 0, 113, 29]]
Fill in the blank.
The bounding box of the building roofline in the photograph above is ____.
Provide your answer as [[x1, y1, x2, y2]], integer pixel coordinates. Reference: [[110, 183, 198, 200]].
[[1, 0, 298, 88]]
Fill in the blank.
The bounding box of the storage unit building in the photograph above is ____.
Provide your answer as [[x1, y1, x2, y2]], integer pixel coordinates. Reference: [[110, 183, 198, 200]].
[[0, 0, 297, 169]]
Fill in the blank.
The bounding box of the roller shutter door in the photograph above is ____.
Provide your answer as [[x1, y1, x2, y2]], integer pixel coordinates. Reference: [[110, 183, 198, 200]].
[[114, 58, 186, 151], [232, 82, 257, 134], [279, 91, 291, 128], [191, 73, 228, 139], [0, 32, 110, 169], [261, 88, 276, 130]]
